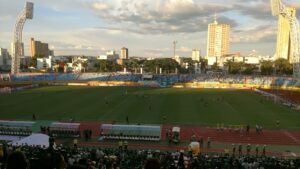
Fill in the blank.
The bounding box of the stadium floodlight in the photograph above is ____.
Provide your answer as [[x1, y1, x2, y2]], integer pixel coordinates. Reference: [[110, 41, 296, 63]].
[[270, 0, 300, 78], [25, 2, 34, 19], [271, 0, 280, 16], [11, 2, 34, 74]]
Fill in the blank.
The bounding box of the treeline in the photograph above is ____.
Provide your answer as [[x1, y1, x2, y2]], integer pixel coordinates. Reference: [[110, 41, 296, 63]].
[[225, 58, 293, 75]]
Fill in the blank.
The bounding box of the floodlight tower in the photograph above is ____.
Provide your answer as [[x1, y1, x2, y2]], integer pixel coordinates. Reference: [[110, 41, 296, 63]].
[[11, 2, 34, 74], [271, 0, 300, 78], [173, 40, 177, 58]]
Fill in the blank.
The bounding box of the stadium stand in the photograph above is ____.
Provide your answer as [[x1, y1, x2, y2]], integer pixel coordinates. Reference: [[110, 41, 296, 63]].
[[1, 144, 299, 169], [56, 73, 79, 81], [77, 73, 110, 81], [4, 73, 300, 89]]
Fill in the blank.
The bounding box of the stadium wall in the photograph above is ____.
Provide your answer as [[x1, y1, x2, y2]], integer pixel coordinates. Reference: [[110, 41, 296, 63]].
[[173, 82, 300, 91]]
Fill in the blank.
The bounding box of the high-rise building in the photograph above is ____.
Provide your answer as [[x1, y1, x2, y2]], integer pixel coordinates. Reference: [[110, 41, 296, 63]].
[[206, 15, 230, 59], [120, 47, 129, 59], [275, 7, 296, 63], [191, 49, 201, 62], [0, 48, 10, 66], [30, 38, 50, 58]]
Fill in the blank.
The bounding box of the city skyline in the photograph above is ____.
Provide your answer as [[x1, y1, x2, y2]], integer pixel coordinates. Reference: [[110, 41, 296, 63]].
[[0, 0, 300, 57]]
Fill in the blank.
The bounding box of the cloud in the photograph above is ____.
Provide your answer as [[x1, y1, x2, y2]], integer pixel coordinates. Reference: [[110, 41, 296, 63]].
[[231, 24, 276, 43], [234, 0, 300, 21], [179, 46, 190, 52], [90, 0, 236, 34], [234, 3, 271, 20], [91, 2, 111, 11], [2, 0, 299, 57]]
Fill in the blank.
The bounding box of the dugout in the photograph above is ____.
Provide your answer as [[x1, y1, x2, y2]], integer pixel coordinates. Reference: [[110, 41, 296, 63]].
[[49, 122, 80, 138], [0, 120, 34, 136], [100, 124, 161, 141]]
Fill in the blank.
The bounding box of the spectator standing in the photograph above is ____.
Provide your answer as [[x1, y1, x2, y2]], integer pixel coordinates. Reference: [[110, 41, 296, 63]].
[[199, 137, 204, 148], [207, 137, 211, 149], [247, 144, 251, 156], [238, 144, 242, 156], [232, 144, 236, 157], [262, 145, 266, 156], [255, 145, 259, 157]]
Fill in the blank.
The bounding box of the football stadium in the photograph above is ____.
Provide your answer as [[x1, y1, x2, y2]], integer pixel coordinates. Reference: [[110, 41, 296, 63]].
[[0, 73, 300, 168], [1, 0, 300, 168]]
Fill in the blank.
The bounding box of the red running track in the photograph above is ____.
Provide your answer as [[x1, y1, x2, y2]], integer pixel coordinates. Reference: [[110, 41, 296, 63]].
[[162, 124, 300, 146], [79, 122, 300, 146]]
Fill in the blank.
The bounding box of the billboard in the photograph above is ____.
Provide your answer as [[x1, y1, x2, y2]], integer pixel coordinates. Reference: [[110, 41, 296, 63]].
[[25, 2, 34, 19]]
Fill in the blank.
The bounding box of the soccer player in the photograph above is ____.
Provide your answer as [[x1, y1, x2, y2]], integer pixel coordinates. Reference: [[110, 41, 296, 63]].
[[276, 120, 280, 128], [126, 116, 129, 124], [246, 124, 250, 134]]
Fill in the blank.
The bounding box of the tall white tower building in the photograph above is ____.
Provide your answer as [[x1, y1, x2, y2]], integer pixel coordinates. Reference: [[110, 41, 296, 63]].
[[206, 15, 230, 59]]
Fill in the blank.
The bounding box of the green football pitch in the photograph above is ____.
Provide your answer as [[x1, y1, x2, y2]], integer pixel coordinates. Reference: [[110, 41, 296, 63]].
[[0, 86, 299, 129]]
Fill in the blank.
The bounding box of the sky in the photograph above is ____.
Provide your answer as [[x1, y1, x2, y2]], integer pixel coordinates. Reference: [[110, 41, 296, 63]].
[[0, 0, 299, 57]]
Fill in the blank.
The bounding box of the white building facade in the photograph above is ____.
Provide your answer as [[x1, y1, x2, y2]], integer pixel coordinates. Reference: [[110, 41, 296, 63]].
[[37, 56, 52, 69], [191, 49, 201, 62]]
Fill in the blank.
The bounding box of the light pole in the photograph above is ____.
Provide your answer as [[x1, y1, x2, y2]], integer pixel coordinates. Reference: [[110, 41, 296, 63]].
[[11, 2, 34, 74]]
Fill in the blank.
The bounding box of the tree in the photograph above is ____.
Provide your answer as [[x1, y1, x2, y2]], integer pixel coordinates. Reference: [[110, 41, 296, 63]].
[[181, 58, 194, 74], [225, 61, 243, 74], [124, 59, 139, 72], [211, 62, 219, 71], [242, 64, 257, 75], [81, 61, 88, 72], [200, 58, 208, 72], [29, 56, 37, 68], [35, 54, 45, 58], [274, 58, 293, 75], [260, 60, 274, 75], [144, 58, 179, 74], [96, 60, 122, 72]]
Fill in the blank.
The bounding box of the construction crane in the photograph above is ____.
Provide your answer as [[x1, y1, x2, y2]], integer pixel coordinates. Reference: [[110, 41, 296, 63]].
[[271, 0, 300, 78]]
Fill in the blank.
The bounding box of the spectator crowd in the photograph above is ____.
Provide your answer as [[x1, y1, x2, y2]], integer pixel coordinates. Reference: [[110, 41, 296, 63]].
[[0, 142, 298, 169]]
